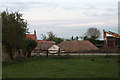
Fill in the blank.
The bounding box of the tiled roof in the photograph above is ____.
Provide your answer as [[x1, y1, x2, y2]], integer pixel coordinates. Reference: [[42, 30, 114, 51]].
[[26, 32, 55, 44], [58, 40, 98, 52], [26, 34, 37, 40], [37, 40, 55, 43]]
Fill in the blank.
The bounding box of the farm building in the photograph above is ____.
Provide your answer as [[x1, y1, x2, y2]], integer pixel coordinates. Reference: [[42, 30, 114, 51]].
[[26, 30, 55, 52], [106, 36, 120, 47], [48, 45, 60, 53], [37, 40, 55, 51], [106, 36, 116, 47], [58, 40, 98, 52], [26, 30, 37, 41]]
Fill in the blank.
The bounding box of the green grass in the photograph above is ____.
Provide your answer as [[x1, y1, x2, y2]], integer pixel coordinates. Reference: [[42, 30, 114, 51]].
[[2, 55, 119, 78]]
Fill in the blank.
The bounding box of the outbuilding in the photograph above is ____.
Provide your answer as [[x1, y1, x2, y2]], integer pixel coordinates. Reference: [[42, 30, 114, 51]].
[[48, 45, 60, 54]]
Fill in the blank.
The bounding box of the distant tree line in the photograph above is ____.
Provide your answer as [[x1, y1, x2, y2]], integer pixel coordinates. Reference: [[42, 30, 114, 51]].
[[41, 27, 101, 45], [65, 27, 102, 45]]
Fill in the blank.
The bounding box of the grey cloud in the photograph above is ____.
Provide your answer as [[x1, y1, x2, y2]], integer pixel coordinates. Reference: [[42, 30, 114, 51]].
[[0, 2, 58, 12], [60, 2, 112, 11], [81, 2, 117, 17], [0, 2, 31, 11], [105, 8, 116, 12], [82, 7, 117, 17]]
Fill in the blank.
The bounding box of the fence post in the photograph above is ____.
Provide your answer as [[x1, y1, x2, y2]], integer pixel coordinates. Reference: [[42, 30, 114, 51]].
[[46, 50, 48, 57]]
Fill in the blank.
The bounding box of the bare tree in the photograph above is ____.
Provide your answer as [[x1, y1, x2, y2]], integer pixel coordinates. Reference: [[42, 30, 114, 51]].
[[81, 27, 101, 40]]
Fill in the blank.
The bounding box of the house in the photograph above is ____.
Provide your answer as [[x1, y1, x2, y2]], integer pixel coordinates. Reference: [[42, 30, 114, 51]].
[[58, 40, 98, 52], [26, 30, 55, 52]]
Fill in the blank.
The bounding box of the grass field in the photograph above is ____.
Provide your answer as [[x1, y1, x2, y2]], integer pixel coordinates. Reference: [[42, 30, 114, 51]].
[[2, 55, 119, 78]]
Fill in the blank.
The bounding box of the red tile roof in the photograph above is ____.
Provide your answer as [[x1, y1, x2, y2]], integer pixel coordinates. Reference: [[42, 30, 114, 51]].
[[26, 34, 37, 40], [26, 33, 55, 44]]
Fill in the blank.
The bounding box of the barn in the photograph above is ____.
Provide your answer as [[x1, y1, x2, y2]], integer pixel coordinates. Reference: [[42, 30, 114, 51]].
[[58, 40, 98, 52], [26, 30, 55, 52]]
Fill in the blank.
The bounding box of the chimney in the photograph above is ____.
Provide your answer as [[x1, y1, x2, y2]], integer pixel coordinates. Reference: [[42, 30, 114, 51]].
[[34, 29, 37, 40], [34, 29, 36, 35]]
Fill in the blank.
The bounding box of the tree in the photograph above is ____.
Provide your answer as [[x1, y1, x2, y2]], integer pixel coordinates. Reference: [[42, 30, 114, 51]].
[[54, 37, 64, 44], [23, 38, 37, 57], [1, 10, 28, 60], [41, 34, 47, 40], [86, 27, 101, 39], [47, 32, 56, 41], [41, 31, 64, 44], [81, 27, 101, 40], [80, 27, 101, 45]]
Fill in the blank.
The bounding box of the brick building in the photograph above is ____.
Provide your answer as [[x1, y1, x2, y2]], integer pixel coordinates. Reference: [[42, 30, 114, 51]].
[[26, 30, 55, 52]]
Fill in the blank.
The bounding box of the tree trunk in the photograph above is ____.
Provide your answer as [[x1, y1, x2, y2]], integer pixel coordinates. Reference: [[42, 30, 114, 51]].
[[9, 48, 17, 61], [27, 51, 31, 57], [25, 51, 31, 58], [9, 52, 14, 60]]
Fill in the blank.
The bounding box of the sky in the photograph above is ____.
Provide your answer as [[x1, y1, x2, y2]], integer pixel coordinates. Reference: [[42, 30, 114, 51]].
[[0, 0, 119, 40]]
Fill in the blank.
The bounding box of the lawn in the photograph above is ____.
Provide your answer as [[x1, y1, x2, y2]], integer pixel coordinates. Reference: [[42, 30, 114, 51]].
[[2, 55, 119, 78]]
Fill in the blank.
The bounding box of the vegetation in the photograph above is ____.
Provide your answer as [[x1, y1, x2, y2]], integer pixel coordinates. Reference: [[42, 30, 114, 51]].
[[66, 28, 101, 42], [41, 31, 64, 44], [23, 38, 37, 57], [2, 55, 118, 78], [41, 28, 102, 45], [1, 10, 37, 60], [80, 27, 102, 45], [81, 27, 101, 40], [2, 10, 28, 60], [66, 36, 79, 41], [1, 10, 119, 79]]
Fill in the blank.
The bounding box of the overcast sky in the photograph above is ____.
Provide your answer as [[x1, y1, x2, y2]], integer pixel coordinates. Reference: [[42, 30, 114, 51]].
[[0, 0, 119, 40]]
